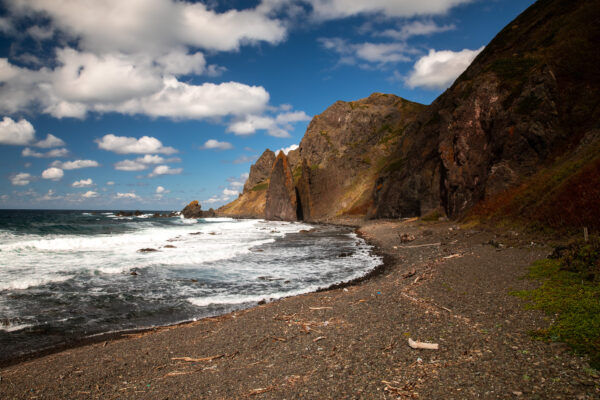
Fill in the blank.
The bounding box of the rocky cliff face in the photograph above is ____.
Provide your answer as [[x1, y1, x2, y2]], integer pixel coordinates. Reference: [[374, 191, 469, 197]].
[[219, 0, 599, 230], [296, 93, 424, 220], [372, 0, 600, 229], [265, 152, 298, 221], [243, 149, 275, 193]]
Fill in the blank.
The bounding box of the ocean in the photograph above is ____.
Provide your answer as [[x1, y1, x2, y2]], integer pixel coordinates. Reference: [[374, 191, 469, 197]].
[[0, 210, 381, 362]]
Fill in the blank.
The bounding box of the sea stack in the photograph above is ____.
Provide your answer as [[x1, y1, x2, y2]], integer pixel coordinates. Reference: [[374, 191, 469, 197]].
[[265, 151, 298, 221]]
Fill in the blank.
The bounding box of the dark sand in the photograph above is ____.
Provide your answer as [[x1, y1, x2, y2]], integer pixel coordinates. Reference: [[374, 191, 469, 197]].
[[1, 219, 598, 399]]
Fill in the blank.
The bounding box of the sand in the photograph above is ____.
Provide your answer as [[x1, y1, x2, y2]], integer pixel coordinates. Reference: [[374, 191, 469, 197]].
[[0, 219, 598, 399]]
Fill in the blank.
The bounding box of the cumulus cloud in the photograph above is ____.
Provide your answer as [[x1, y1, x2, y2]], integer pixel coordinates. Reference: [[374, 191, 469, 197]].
[[116, 192, 138, 199], [156, 186, 169, 194], [10, 172, 32, 186], [7, 0, 286, 54], [39, 189, 61, 201], [114, 154, 181, 171], [148, 165, 183, 177], [22, 147, 69, 158], [82, 190, 98, 198], [106, 181, 115, 185], [35, 133, 66, 148], [51, 159, 99, 169], [72, 178, 93, 187], [96, 134, 177, 155], [319, 38, 413, 66], [276, 144, 299, 155], [306, 0, 472, 20], [201, 139, 233, 150], [0, 116, 36, 145], [228, 110, 310, 137], [222, 188, 239, 197], [0, 0, 285, 122], [232, 155, 259, 164], [406, 47, 483, 89], [378, 20, 456, 40], [41, 167, 64, 181]]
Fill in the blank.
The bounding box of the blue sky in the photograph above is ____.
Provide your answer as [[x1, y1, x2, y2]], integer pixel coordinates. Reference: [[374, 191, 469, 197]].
[[0, 0, 534, 210]]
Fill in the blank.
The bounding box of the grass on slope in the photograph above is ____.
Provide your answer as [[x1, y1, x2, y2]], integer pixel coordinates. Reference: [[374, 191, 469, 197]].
[[512, 236, 600, 369]]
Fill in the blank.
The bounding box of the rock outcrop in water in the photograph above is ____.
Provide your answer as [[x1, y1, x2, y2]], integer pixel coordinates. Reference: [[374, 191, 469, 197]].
[[218, 0, 600, 230], [181, 201, 216, 219]]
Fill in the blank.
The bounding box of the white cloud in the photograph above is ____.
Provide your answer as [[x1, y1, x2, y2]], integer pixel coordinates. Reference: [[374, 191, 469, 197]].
[[232, 155, 259, 164], [223, 188, 239, 197], [82, 190, 98, 198], [406, 47, 483, 89], [276, 144, 299, 155], [156, 186, 169, 194], [114, 154, 180, 171], [35, 133, 66, 148], [201, 139, 233, 150], [116, 192, 138, 199], [10, 172, 32, 186], [27, 25, 54, 41], [113, 160, 148, 171], [8, 0, 286, 54], [106, 181, 115, 185], [22, 147, 69, 158], [96, 134, 177, 155], [306, 0, 472, 19], [41, 167, 64, 181], [72, 178, 93, 187], [51, 159, 99, 169], [0, 116, 36, 145], [319, 38, 413, 66], [148, 165, 183, 177], [39, 189, 61, 201], [228, 110, 309, 138], [379, 20, 455, 40]]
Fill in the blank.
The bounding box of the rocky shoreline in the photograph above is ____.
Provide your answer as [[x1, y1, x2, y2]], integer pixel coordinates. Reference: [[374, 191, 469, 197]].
[[1, 219, 598, 399]]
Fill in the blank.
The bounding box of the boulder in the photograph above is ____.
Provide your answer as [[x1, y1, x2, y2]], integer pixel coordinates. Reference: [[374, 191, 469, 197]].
[[265, 152, 298, 221], [181, 200, 203, 218]]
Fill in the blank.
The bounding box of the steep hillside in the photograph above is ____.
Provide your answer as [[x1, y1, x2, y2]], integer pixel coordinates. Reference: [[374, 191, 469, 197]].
[[219, 0, 599, 230], [296, 93, 425, 220], [218, 149, 275, 218], [372, 0, 600, 231]]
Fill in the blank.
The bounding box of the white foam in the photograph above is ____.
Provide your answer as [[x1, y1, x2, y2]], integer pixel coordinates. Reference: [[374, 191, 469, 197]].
[[0, 274, 73, 291], [0, 322, 34, 332], [0, 218, 318, 290], [187, 287, 317, 307]]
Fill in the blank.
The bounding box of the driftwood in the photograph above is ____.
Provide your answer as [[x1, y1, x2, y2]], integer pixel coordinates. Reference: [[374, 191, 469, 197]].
[[408, 338, 439, 350], [171, 354, 224, 362]]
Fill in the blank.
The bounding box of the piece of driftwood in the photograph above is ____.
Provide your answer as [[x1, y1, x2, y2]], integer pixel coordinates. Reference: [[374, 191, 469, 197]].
[[171, 354, 224, 362], [399, 242, 441, 249], [408, 338, 439, 350]]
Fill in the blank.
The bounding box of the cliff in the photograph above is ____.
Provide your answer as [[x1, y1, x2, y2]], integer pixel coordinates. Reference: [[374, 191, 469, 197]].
[[219, 0, 599, 230], [218, 149, 275, 218], [372, 0, 600, 230]]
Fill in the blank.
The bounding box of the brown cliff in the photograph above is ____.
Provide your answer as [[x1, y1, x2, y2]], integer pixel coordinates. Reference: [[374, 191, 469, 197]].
[[264, 152, 298, 221], [372, 0, 600, 230], [219, 0, 599, 231]]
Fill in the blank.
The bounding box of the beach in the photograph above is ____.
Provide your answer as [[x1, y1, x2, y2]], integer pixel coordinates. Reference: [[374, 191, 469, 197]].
[[0, 219, 598, 399]]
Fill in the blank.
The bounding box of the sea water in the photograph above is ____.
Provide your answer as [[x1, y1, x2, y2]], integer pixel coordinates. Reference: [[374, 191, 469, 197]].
[[0, 210, 381, 361]]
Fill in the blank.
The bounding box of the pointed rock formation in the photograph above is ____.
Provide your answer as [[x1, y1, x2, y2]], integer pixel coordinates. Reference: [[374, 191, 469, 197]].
[[243, 149, 275, 193], [296, 159, 312, 221], [265, 152, 298, 221]]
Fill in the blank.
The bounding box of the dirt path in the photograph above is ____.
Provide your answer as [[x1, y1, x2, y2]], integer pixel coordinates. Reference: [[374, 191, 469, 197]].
[[1, 219, 598, 399]]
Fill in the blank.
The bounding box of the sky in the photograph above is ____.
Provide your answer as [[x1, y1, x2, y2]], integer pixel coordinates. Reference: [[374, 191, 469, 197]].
[[0, 0, 535, 210]]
